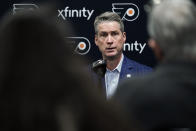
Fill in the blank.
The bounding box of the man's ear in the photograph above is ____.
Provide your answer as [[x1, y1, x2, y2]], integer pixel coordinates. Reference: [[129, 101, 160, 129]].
[[95, 34, 98, 46], [148, 39, 164, 61], [122, 32, 126, 42]]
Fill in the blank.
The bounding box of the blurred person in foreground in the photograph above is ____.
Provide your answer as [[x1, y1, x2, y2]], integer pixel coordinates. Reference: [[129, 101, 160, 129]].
[[114, 0, 196, 130], [92, 11, 152, 99], [0, 6, 131, 131]]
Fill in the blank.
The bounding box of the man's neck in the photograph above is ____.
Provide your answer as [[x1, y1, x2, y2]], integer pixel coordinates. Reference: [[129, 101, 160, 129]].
[[106, 54, 122, 70]]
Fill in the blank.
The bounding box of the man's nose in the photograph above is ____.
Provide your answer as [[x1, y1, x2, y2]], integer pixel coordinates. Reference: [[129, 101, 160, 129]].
[[106, 35, 113, 44]]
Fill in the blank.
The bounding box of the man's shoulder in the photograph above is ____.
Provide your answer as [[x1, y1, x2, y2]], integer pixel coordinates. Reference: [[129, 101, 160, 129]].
[[123, 55, 153, 72]]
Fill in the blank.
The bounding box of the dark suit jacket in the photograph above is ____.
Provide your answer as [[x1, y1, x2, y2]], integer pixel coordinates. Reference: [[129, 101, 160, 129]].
[[114, 60, 196, 130], [119, 55, 152, 82], [92, 55, 152, 96]]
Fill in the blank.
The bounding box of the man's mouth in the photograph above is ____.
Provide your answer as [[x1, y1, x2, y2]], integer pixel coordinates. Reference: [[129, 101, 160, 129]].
[[106, 47, 116, 51]]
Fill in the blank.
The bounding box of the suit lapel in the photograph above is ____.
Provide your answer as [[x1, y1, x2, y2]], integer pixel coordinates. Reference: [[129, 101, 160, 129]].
[[120, 56, 133, 80]]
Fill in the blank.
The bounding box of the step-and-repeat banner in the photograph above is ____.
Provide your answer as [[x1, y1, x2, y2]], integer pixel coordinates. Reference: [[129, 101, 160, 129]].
[[0, 0, 157, 67]]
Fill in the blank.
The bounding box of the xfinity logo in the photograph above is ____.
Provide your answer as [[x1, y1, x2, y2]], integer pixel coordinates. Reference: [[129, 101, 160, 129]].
[[124, 41, 146, 54], [58, 6, 94, 20], [112, 3, 140, 21]]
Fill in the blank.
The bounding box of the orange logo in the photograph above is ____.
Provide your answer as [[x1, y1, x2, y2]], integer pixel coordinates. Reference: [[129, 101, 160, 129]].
[[66, 37, 91, 55], [112, 3, 140, 21]]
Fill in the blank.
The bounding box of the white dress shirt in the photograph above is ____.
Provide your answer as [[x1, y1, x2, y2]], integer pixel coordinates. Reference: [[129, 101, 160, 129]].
[[105, 54, 124, 99]]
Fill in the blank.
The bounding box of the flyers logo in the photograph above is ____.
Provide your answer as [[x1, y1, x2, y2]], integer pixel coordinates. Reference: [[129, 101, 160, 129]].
[[13, 4, 39, 14], [66, 37, 91, 55], [112, 3, 140, 21]]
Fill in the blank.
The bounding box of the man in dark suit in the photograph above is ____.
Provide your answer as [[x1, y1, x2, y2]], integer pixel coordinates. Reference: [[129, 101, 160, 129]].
[[114, 0, 196, 130], [93, 11, 152, 99]]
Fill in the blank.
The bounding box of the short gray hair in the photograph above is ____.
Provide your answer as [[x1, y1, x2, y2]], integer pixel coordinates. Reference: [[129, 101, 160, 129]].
[[94, 11, 124, 34], [148, 0, 196, 59]]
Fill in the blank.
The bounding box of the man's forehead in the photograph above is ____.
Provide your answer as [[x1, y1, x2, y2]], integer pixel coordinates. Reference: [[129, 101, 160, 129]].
[[98, 21, 120, 27], [97, 21, 121, 32], [98, 30, 120, 33]]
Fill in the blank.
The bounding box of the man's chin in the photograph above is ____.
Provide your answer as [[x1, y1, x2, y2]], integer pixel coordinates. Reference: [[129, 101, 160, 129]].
[[105, 55, 117, 60], [103, 51, 122, 61]]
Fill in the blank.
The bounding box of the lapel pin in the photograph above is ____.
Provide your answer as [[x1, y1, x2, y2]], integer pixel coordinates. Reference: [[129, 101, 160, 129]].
[[126, 74, 131, 78]]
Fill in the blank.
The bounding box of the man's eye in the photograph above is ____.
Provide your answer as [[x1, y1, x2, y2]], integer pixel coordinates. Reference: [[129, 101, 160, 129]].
[[100, 33, 107, 37], [111, 32, 119, 36]]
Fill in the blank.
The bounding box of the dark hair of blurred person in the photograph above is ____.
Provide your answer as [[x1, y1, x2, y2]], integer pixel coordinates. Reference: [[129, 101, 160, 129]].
[[0, 5, 131, 131]]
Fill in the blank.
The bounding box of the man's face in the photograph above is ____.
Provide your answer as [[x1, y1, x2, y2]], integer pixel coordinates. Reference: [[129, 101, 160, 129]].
[[95, 21, 126, 60]]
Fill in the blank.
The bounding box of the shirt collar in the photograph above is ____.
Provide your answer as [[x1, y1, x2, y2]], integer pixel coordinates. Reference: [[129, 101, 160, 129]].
[[106, 54, 124, 72]]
